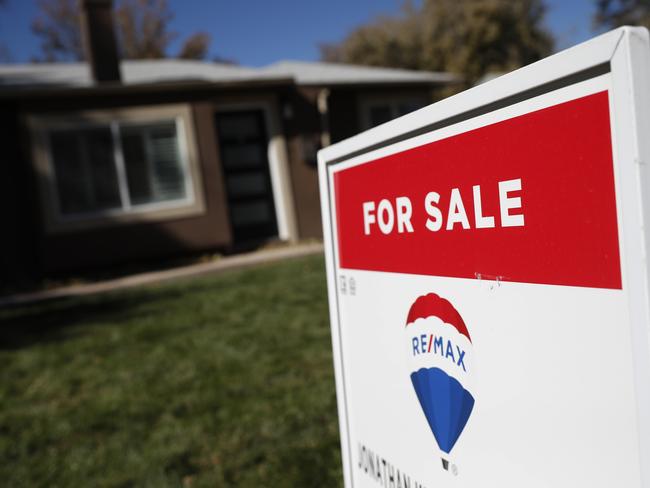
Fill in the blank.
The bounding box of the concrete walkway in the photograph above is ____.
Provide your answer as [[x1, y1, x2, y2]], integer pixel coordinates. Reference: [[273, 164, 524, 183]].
[[0, 242, 324, 307]]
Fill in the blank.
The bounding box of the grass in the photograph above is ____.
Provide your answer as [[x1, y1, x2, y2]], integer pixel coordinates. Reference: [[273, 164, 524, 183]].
[[0, 255, 342, 487]]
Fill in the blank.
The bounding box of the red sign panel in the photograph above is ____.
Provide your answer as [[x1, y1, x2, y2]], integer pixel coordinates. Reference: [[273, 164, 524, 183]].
[[334, 91, 621, 289]]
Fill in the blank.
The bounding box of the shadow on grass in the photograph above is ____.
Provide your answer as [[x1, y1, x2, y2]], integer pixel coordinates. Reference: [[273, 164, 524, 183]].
[[0, 262, 294, 351], [0, 287, 187, 351]]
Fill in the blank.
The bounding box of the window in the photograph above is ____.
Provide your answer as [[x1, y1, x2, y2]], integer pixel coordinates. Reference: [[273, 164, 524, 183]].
[[49, 120, 190, 217], [120, 122, 187, 206], [362, 97, 429, 129], [29, 105, 205, 232], [50, 127, 121, 215]]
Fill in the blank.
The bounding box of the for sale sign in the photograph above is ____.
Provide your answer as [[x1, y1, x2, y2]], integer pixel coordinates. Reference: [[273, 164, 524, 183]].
[[319, 27, 650, 488]]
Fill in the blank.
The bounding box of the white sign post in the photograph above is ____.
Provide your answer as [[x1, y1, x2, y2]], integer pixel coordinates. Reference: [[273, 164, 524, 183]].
[[318, 27, 650, 488]]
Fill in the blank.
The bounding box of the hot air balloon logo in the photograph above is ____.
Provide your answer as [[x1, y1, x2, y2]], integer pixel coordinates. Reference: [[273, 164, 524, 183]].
[[405, 293, 475, 471]]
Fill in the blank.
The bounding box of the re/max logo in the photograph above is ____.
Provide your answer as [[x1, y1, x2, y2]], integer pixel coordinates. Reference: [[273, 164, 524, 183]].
[[411, 334, 467, 372]]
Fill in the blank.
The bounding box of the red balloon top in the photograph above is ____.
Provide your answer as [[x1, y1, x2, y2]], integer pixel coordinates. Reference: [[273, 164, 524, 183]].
[[405, 293, 471, 342]]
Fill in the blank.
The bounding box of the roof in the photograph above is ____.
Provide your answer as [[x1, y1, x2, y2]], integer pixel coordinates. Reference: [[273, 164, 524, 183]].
[[260, 60, 458, 86], [0, 59, 288, 89], [0, 58, 457, 93]]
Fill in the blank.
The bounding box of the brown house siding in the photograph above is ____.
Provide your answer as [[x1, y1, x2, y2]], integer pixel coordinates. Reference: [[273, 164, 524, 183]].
[[282, 87, 323, 239], [1, 104, 41, 283]]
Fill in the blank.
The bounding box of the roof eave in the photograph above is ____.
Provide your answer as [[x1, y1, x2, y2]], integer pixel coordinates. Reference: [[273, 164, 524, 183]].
[[0, 77, 295, 100], [295, 78, 462, 88]]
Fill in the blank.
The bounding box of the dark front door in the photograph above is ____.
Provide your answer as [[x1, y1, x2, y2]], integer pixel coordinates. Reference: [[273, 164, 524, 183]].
[[215, 110, 278, 243]]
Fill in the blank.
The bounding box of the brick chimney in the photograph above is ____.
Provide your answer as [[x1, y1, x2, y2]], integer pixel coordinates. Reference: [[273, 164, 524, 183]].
[[79, 0, 121, 83]]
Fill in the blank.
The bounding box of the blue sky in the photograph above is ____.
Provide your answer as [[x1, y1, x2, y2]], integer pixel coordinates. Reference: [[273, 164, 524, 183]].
[[0, 0, 601, 65]]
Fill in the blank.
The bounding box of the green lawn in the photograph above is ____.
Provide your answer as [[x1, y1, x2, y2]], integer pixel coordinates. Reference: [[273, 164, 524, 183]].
[[0, 255, 342, 487]]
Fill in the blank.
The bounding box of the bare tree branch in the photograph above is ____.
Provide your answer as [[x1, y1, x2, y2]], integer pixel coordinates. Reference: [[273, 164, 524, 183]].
[[594, 0, 650, 29], [32, 0, 84, 61], [116, 0, 175, 59], [31, 0, 215, 62], [178, 32, 211, 59]]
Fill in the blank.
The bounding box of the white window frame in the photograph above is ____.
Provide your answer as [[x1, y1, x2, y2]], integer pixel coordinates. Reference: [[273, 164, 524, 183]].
[[27, 104, 205, 233]]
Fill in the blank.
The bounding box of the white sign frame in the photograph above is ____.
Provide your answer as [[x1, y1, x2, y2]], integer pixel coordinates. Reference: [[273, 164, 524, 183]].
[[319, 27, 650, 487]]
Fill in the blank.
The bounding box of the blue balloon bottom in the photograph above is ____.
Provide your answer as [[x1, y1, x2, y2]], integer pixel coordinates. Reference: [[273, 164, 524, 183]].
[[410, 367, 475, 454]]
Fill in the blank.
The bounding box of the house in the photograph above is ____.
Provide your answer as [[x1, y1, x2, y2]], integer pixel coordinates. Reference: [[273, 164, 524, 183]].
[[0, 0, 458, 281]]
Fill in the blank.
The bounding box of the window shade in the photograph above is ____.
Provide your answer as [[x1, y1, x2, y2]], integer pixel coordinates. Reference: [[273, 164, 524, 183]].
[[121, 122, 186, 205]]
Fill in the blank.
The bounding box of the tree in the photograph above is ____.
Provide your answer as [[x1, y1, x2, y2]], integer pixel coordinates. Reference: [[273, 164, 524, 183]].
[[178, 32, 210, 59], [321, 0, 554, 86], [594, 0, 650, 29], [115, 0, 174, 59], [31, 0, 212, 61], [32, 0, 84, 61]]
